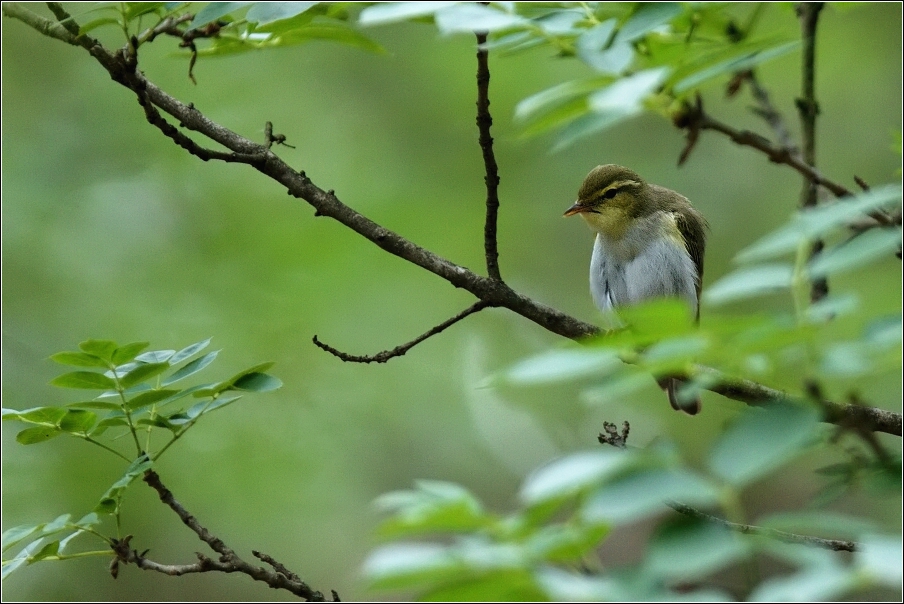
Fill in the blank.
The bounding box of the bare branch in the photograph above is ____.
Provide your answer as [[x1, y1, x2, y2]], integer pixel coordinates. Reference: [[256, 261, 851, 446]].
[[666, 501, 858, 552], [745, 71, 799, 155], [796, 2, 828, 303], [313, 301, 490, 363], [141, 470, 330, 600], [475, 32, 502, 281]]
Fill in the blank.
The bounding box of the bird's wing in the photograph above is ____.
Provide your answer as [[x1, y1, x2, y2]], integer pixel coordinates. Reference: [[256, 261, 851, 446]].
[[674, 210, 707, 303]]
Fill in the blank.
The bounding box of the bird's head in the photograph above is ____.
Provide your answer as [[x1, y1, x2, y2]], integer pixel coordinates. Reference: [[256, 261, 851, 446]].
[[564, 164, 649, 238]]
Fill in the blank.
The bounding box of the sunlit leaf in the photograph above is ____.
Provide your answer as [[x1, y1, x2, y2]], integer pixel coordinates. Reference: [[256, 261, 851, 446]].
[[646, 517, 747, 580], [191, 1, 252, 30], [502, 348, 622, 386], [111, 342, 150, 365], [615, 2, 682, 43], [521, 450, 631, 505], [434, 3, 528, 35], [162, 351, 219, 385], [246, 2, 316, 25], [856, 534, 903, 586], [169, 338, 213, 365], [359, 2, 457, 26], [78, 339, 117, 361], [807, 228, 902, 278]]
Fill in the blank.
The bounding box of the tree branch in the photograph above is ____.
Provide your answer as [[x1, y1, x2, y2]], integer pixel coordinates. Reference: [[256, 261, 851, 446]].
[[140, 470, 332, 600], [475, 32, 502, 281], [745, 71, 799, 156], [796, 2, 828, 303], [5, 3, 900, 437], [666, 501, 858, 552], [312, 301, 490, 363]]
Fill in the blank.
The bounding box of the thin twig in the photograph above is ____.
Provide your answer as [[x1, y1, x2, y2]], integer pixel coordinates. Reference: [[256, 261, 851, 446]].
[[666, 501, 858, 552], [141, 470, 329, 600], [746, 71, 798, 155], [5, 3, 900, 436], [313, 301, 490, 363], [597, 420, 859, 552], [796, 2, 827, 303], [475, 32, 502, 281]]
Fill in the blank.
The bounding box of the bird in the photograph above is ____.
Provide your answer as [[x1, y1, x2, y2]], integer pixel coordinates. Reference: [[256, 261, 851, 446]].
[[564, 164, 707, 414]]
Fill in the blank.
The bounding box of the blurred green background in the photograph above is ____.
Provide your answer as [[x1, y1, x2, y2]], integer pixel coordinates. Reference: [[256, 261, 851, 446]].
[[2, 3, 901, 601]]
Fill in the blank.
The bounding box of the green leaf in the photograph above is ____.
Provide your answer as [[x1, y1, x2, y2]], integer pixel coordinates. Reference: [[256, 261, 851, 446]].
[[191, 1, 252, 30], [16, 425, 62, 445], [126, 389, 181, 410], [708, 402, 820, 486], [119, 362, 170, 389], [246, 2, 316, 25], [67, 400, 122, 411], [363, 542, 458, 589], [434, 3, 527, 35], [502, 348, 622, 386], [359, 2, 457, 26], [231, 372, 282, 392], [95, 456, 153, 515], [750, 563, 854, 601], [90, 416, 129, 436], [524, 523, 611, 563], [553, 68, 669, 150], [78, 16, 121, 35], [674, 41, 800, 93], [29, 540, 60, 563], [520, 450, 630, 505], [581, 469, 719, 525], [515, 77, 612, 124], [51, 371, 116, 390], [123, 2, 166, 20], [2, 540, 44, 580], [169, 337, 212, 365], [59, 409, 97, 433], [49, 351, 109, 368], [162, 350, 220, 386], [759, 511, 877, 541], [856, 534, 903, 586], [615, 2, 682, 43], [808, 228, 902, 278], [4, 406, 67, 425], [534, 567, 614, 601], [111, 341, 150, 365], [376, 481, 490, 538], [78, 339, 117, 361], [2, 524, 41, 553], [646, 517, 747, 580], [135, 349, 176, 363], [421, 571, 544, 602], [703, 264, 794, 305], [736, 184, 902, 262], [576, 20, 635, 75]]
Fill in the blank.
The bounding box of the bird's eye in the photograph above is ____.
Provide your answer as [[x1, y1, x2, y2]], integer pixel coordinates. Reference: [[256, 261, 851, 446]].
[[600, 188, 618, 200]]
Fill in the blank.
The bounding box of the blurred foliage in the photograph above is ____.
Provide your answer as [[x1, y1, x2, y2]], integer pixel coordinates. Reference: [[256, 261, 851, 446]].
[[2, 338, 281, 579], [1, 1, 901, 601]]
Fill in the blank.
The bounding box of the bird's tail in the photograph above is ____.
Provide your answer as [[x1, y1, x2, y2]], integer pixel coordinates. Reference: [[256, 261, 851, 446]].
[[658, 377, 701, 415]]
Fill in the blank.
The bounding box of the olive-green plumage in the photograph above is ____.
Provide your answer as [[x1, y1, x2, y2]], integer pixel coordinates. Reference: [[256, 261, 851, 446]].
[[565, 165, 708, 414]]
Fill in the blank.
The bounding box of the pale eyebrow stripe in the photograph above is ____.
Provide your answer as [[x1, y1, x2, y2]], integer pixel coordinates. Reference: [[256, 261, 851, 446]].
[[594, 179, 641, 199]]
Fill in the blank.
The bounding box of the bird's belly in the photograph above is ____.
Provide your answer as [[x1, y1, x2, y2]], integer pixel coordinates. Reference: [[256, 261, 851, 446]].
[[590, 235, 697, 312]]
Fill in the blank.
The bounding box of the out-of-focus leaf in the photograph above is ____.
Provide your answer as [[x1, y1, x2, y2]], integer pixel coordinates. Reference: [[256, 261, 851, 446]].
[[191, 1, 252, 30], [124, 2, 165, 20], [736, 185, 902, 263], [246, 2, 316, 25], [749, 564, 854, 601], [758, 511, 877, 541], [615, 2, 682, 43], [359, 2, 458, 26], [708, 403, 820, 486], [581, 369, 653, 406], [49, 351, 109, 368], [2, 525, 41, 553], [520, 450, 629, 505], [2, 540, 45, 580], [703, 264, 794, 305], [576, 20, 633, 75], [582, 468, 719, 524], [421, 571, 544, 602], [805, 293, 860, 322], [855, 534, 903, 586], [376, 480, 490, 537], [363, 542, 458, 589], [502, 348, 622, 386], [515, 77, 612, 123], [524, 523, 610, 562], [646, 517, 747, 580], [808, 228, 902, 278], [674, 41, 800, 93], [553, 68, 668, 150], [434, 3, 528, 34], [534, 567, 616, 601]]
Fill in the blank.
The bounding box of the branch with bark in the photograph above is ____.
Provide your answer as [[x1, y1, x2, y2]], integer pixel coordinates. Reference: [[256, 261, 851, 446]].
[[3, 2, 899, 438]]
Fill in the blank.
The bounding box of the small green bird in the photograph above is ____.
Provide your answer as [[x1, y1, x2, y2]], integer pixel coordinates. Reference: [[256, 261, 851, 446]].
[[564, 165, 708, 414]]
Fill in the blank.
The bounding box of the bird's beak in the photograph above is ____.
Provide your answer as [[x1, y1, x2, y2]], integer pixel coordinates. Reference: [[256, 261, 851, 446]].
[[563, 201, 587, 217]]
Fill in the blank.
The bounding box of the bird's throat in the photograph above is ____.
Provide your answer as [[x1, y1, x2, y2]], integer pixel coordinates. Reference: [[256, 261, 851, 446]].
[[580, 206, 632, 240]]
